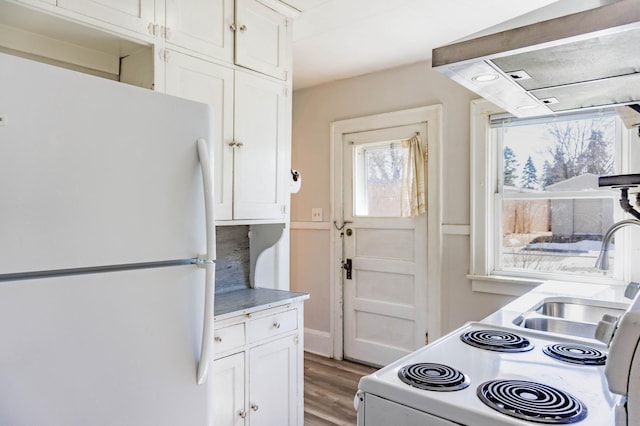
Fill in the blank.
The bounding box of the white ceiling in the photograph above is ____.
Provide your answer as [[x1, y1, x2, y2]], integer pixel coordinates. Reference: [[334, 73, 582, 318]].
[[288, 0, 566, 90]]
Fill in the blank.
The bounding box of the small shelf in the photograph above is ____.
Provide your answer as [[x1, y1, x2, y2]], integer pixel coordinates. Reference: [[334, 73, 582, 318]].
[[0, 1, 152, 85]]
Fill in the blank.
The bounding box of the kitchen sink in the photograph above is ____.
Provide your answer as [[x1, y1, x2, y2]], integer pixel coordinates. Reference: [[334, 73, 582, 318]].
[[516, 317, 598, 339], [513, 297, 628, 339], [535, 299, 627, 323]]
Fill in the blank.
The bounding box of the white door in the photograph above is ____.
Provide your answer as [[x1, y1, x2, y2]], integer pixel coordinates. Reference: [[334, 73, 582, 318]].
[[342, 122, 428, 367]]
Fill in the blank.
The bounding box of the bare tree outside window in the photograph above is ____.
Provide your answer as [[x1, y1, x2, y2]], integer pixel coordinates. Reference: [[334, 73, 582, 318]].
[[498, 114, 617, 276]]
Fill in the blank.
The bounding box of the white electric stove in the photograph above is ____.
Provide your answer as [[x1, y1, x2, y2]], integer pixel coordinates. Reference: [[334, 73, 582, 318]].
[[356, 322, 619, 425]]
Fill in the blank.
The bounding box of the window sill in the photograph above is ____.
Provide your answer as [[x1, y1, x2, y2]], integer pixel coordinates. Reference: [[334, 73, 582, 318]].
[[468, 274, 543, 297]]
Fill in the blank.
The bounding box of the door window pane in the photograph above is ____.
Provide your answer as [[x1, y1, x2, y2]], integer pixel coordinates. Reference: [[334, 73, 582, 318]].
[[354, 142, 406, 217]]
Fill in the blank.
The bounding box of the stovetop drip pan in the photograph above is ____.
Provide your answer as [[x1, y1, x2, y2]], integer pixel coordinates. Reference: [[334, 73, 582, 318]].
[[397, 363, 470, 392], [461, 329, 534, 352], [543, 343, 607, 366], [477, 379, 588, 424]]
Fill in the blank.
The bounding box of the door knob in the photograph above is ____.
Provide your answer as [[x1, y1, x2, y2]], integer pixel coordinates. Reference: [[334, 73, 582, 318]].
[[345, 228, 353, 236]]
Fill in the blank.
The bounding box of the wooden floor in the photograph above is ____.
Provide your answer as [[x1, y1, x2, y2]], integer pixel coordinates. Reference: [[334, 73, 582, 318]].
[[304, 352, 377, 426]]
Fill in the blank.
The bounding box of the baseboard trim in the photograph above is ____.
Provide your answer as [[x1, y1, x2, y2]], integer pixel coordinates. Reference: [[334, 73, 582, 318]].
[[304, 328, 332, 357]]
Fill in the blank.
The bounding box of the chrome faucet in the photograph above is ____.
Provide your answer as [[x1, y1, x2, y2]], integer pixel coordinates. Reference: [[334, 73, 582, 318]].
[[595, 219, 640, 270]]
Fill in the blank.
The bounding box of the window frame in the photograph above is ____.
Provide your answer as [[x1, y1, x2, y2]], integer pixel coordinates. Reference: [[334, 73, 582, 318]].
[[469, 99, 633, 296]]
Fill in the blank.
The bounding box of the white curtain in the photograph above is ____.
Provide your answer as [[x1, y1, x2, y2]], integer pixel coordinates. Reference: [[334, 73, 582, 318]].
[[401, 134, 427, 217]]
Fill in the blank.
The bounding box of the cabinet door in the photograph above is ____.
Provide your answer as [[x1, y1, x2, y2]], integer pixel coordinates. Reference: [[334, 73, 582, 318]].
[[249, 335, 298, 426], [235, 0, 289, 80], [164, 51, 235, 220], [213, 353, 246, 426], [165, 0, 234, 62], [233, 70, 288, 220], [57, 0, 154, 35]]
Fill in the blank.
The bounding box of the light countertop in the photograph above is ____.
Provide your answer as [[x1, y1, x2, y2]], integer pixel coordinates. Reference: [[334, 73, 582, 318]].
[[214, 288, 309, 322]]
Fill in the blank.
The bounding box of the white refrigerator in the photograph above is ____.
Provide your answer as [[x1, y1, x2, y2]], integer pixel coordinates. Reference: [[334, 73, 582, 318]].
[[0, 52, 217, 425]]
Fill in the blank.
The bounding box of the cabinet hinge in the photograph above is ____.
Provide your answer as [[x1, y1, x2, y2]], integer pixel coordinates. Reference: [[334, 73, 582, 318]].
[[294, 334, 299, 345], [281, 204, 287, 214], [282, 86, 288, 97], [283, 71, 288, 82], [160, 49, 171, 63]]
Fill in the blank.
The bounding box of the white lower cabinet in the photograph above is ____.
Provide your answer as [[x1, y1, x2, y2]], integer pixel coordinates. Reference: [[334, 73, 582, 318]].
[[248, 335, 298, 425], [213, 352, 246, 425], [213, 302, 303, 426]]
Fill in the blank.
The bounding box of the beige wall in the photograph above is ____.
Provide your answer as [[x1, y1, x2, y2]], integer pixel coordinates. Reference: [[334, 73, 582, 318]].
[[290, 60, 513, 356]]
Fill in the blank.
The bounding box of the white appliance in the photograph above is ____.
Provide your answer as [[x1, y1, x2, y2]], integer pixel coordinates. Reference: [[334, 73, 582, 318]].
[[356, 322, 619, 425], [605, 293, 640, 425], [0, 52, 216, 425]]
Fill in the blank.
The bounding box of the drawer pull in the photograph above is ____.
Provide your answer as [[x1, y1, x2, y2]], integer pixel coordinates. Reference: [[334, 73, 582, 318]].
[[251, 403, 259, 412], [214, 336, 222, 343], [273, 321, 281, 329]]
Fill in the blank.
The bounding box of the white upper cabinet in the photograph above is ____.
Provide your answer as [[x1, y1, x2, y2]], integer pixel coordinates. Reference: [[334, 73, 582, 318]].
[[163, 0, 234, 62], [3, 0, 292, 224], [162, 51, 235, 220], [56, 0, 155, 35], [234, 0, 290, 81], [233, 70, 289, 220], [163, 55, 288, 222]]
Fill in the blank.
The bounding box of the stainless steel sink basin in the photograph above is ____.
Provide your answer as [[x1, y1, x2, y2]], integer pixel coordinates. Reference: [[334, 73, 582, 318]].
[[512, 297, 628, 339], [535, 299, 627, 323], [515, 317, 598, 339]]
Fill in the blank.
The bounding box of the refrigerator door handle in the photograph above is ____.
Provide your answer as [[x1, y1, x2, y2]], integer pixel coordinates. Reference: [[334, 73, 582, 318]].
[[196, 139, 216, 385]]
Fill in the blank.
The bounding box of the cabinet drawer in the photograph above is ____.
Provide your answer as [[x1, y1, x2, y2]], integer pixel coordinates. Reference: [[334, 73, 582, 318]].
[[247, 309, 297, 343], [214, 323, 245, 355]]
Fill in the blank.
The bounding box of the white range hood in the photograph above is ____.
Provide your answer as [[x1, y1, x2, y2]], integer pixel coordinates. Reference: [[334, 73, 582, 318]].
[[432, 0, 640, 120]]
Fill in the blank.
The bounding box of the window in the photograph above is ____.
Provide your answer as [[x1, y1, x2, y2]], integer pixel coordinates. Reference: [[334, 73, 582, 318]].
[[471, 100, 634, 290], [354, 141, 406, 217]]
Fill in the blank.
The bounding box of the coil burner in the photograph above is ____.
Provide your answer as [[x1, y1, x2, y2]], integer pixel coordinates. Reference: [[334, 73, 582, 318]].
[[477, 379, 587, 424], [543, 343, 607, 366], [397, 363, 470, 392], [460, 329, 534, 353]]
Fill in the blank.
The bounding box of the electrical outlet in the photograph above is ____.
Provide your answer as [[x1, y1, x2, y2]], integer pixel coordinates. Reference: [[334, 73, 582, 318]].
[[311, 208, 323, 222]]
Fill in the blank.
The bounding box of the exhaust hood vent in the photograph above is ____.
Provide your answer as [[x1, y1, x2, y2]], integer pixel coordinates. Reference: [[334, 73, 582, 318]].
[[432, 0, 640, 120]]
